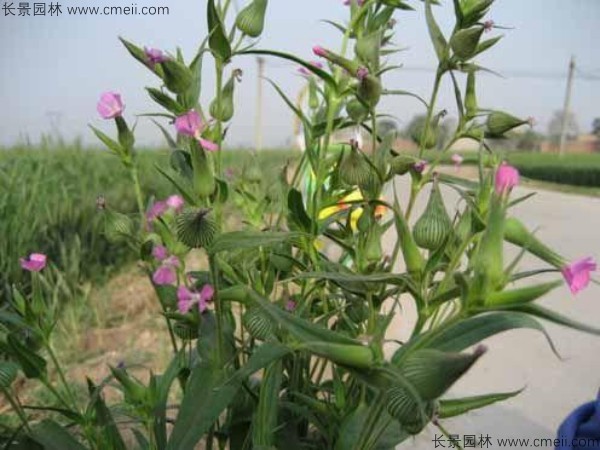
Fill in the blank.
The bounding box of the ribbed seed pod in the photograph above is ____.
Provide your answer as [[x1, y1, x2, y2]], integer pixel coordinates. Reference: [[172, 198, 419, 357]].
[[346, 98, 369, 123], [0, 361, 19, 388], [413, 181, 452, 250], [191, 146, 216, 198], [209, 69, 241, 122], [486, 111, 528, 138], [104, 210, 134, 243], [339, 147, 372, 187], [243, 307, 275, 341], [357, 74, 382, 109], [176, 208, 217, 248], [386, 386, 435, 434], [389, 154, 418, 176], [235, 0, 268, 37], [364, 225, 383, 263], [173, 321, 198, 340]]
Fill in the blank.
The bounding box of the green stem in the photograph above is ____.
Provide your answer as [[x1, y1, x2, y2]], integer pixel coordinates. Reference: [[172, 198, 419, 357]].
[[130, 163, 146, 227], [418, 68, 444, 159], [1, 387, 30, 431], [45, 341, 78, 411]]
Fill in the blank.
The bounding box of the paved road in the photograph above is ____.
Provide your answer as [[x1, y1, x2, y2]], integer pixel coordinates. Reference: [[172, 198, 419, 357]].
[[383, 176, 600, 449]]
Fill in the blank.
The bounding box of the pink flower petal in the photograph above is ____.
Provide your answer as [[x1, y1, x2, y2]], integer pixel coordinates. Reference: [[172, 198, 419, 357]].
[[198, 138, 218, 152], [166, 195, 184, 212], [562, 257, 597, 295], [199, 284, 215, 303], [175, 110, 203, 137], [97, 92, 124, 119], [20, 253, 47, 272], [495, 163, 520, 195], [152, 245, 168, 261], [152, 265, 177, 285]]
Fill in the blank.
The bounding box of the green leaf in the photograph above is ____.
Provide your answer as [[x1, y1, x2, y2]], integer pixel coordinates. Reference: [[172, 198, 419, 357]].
[[180, 40, 207, 109], [382, 89, 429, 109], [475, 35, 503, 57], [208, 231, 306, 254], [252, 360, 283, 448], [89, 125, 123, 158], [486, 281, 562, 307], [29, 420, 87, 450], [167, 342, 290, 450], [86, 379, 127, 450], [152, 119, 179, 150], [146, 88, 186, 114], [238, 49, 337, 90], [119, 36, 164, 78], [438, 389, 523, 419], [155, 165, 197, 206], [288, 189, 313, 232], [7, 334, 47, 379], [162, 60, 194, 95], [207, 0, 231, 61], [424, 0, 448, 62]]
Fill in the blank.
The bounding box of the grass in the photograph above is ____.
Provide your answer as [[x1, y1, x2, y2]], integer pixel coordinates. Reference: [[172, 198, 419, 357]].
[[0, 142, 298, 306]]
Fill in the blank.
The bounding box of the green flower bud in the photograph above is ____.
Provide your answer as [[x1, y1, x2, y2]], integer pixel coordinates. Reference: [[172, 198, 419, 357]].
[[389, 154, 418, 176], [460, 0, 494, 27], [235, 0, 268, 38], [357, 74, 382, 109], [504, 217, 564, 268], [340, 145, 372, 187], [413, 179, 452, 250], [176, 208, 218, 249], [355, 30, 382, 71], [104, 210, 134, 243], [364, 225, 384, 263], [173, 320, 198, 340], [450, 26, 484, 60], [190, 145, 216, 198], [486, 111, 528, 138], [210, 69, 242, 122], [243, 306, 276, 340], [346, 98, 369, 123]]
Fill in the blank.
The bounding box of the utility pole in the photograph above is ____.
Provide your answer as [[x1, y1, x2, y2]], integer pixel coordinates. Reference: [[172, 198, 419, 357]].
[[559, 55, 576, 156], [255, 57, 265, 152]]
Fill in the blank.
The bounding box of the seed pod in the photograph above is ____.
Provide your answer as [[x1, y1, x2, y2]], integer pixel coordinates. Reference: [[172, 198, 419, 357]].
[[346, 98, 369, 123], [173, 321, 198, 340], [190, 145, 216, 198], [104, 210, 134, 243], [465, 71, 478, 119], [235, 0, 268, 38], [364, 225, 384, 263], [243, 306, 276, 341], [176, 208, 217, 248], [357, 74, 382, 109], [413, 180, 452, 250], [210, 69, 241, 122], [461, 0, 494, 27], [486, 111, 528, 138], [339, 146, 372, 187], [0, 361, 19, 388], [450, 26, 484, 60], [355, 30, 382, 71], [389, 154, 418, 176], [386, 386, 435, 434]]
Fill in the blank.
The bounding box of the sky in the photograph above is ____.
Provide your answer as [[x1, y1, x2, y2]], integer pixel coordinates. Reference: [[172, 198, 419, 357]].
[[1, 0, 599, 148]]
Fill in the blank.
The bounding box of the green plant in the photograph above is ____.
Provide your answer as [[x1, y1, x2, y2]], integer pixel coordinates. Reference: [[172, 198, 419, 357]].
[[1, 0, 599, 449]]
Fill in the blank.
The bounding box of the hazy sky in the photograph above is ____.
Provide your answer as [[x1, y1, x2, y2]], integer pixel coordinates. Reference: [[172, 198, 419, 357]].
[[1, 0, 599, 148]]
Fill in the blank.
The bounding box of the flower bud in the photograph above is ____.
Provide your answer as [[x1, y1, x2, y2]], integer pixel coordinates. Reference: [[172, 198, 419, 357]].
[[97, 92, 124, 120], [389, 154, 418, 176], [413, 179, 452, 250], [450, 26, 484, 60], [355, 30, 382, 71], [495, 162, 519, 195], [243, 306, 276, 340], [339, 145, 372, 187], [504, 217, 564, 268], [210, 69, 241, 122], [461, 0, 494, 28], [486, 111, 528, 138], [357, 74, 382, 109], [386, 387, 435, 434], [235, 0, 268, 38], [363, 224, 384, 263], [346, 98, 369, 123], [176, 208, 218, 248], [173, 320, 199, 340], [103, 210, 134, 243], [162, 59, 193, 94], [190, 145, 216, 198]]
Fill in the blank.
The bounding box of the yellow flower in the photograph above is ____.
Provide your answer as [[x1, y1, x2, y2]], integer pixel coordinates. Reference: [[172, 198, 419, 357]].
[[318, 190, 388, 231]]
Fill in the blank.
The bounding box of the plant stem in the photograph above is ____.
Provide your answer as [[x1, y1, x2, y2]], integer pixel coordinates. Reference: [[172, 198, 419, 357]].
[[418, 68, 444, 159], [130, 163, 146, 227], [1, 387, 30, 432], [45, 340, 79, 412]]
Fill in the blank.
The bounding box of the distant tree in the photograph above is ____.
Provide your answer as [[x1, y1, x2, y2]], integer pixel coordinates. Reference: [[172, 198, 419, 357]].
[[548, 110, 579, 144], [515, 129, 544, 152]]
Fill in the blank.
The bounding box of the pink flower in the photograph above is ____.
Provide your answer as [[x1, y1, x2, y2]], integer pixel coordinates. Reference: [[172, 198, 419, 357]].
[[451, 153, 464, 168], [174, 111, 218, 151], [152, 245, 168, 261], [483, 20, 495, 32], [152, 256, 180, 286], [285, 300, 296, 312], [313, 46, 328, 58], [166, 195, 184, 212], [144, 47, 168, 66], [562, 257, 597, 295], [175, 110, 203, 137], [495, 162, 520, 195], [356, 67, 369, 80], [20, 253, 47, 272], [413, 160, 427, 174], [298, 61, 324, 76], [177, 284, 214, 314], [97, 92, 124, 119], [146, 200, 168, 222]]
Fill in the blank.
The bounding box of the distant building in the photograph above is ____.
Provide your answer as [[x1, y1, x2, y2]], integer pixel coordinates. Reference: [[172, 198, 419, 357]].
[[541, 134, 600, 153]]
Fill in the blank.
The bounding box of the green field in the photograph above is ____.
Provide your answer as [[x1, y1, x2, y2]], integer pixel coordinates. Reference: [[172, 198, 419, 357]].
[[0, 145, 297, 304]]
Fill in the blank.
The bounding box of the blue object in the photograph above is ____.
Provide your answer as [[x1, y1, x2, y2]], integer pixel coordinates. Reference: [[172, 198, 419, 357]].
[[556, 392, 600, 449]]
